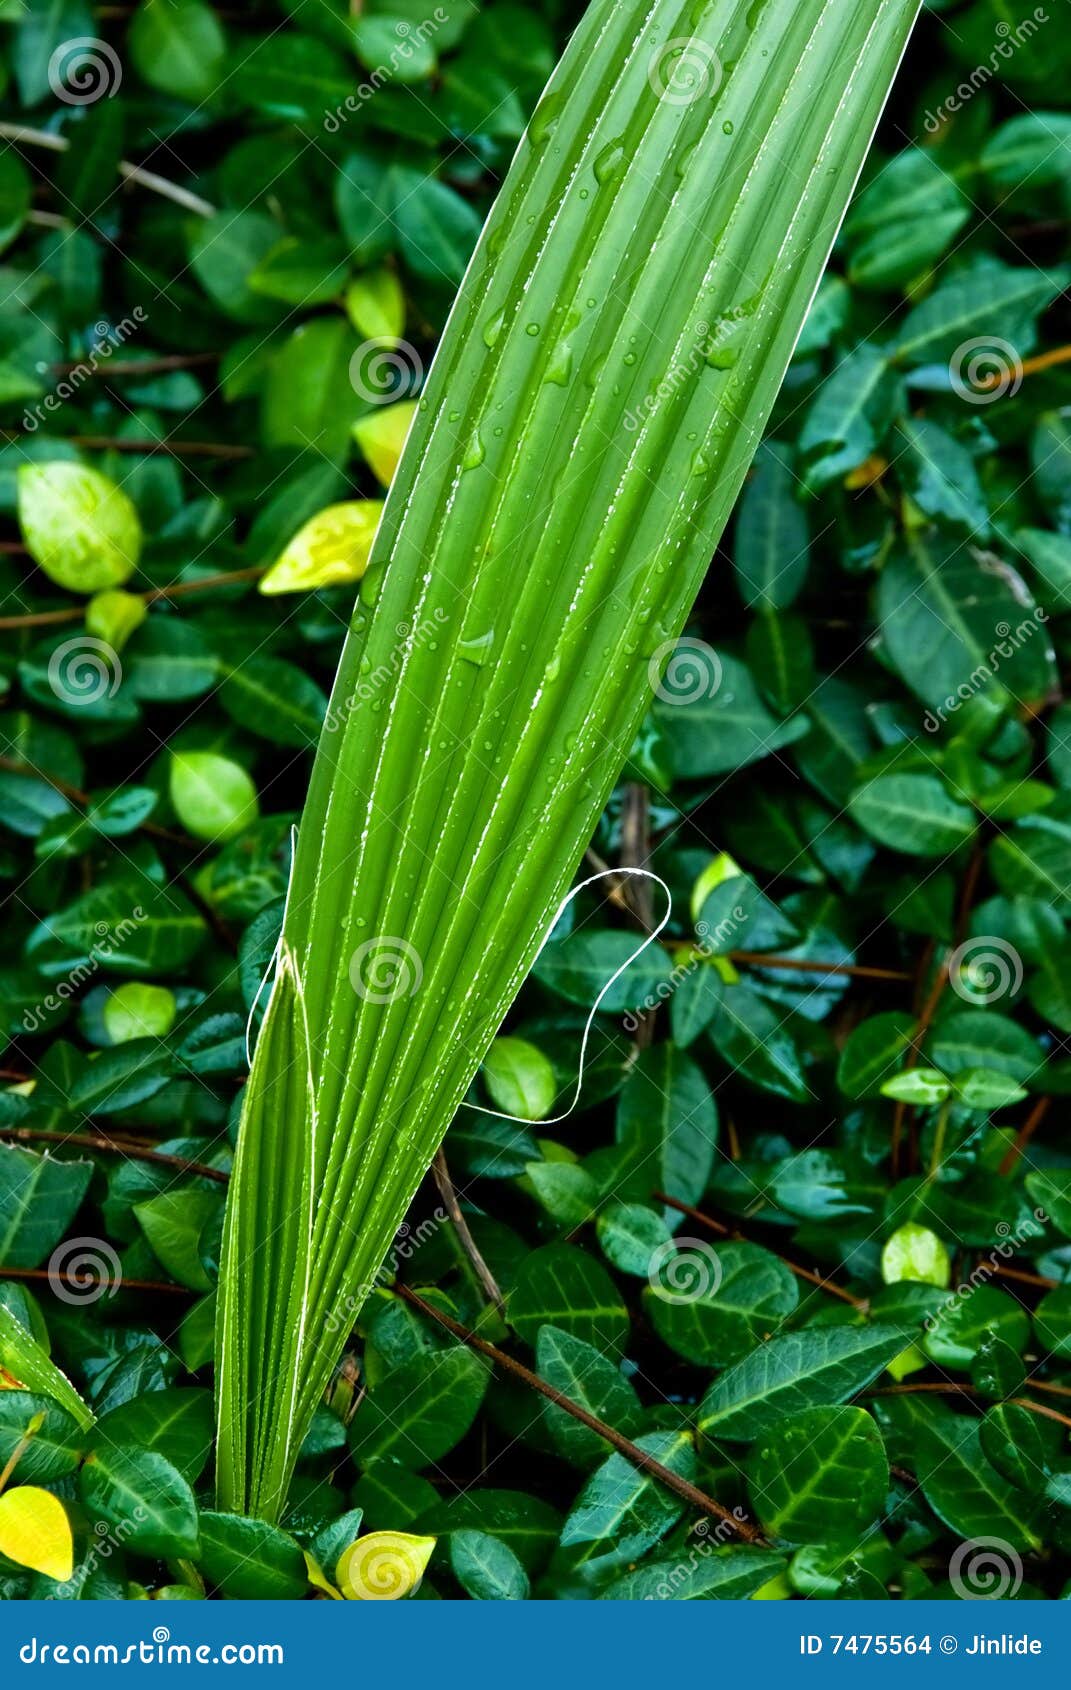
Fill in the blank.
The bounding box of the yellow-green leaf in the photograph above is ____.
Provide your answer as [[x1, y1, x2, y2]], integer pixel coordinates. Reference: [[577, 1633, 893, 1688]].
[[0, 1486, 73, 1581], [259, 502, 383, 596], [86, 589, 148, 651], [335, 1531, 436, 1600], [17, 463, 142, 594], [352, 401, 418, 487], [345, 269, 406, 345], [170, 751, 259, 843]]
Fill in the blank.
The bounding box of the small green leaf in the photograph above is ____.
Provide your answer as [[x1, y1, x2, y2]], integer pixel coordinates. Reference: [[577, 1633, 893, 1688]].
[[748, 1405, 888, 1545], [170, 751, 259, 843], [698, 1325, 909, 1441], [79, 1445, 199, 1558]]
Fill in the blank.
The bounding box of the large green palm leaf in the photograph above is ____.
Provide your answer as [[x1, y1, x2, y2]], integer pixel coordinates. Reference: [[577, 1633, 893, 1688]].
[[216, 0, 920, 1519]]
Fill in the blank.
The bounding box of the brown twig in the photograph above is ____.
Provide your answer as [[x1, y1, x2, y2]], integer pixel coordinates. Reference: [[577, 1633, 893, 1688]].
[[999, 1096, 1051, 1177], [431, 1149, 505, 1313], [1013, 1396, 1071, 1432], [871, 1380, 1071, 1432], [654, 1191, 867, 1309], [0, 1266, 189, 1295], [979, 343, 1071, 389], [395, 1283, 764, 1541], [984, 1260, 1058, 1290], [51, 353, 218, 379], [1031, 1379, 1071, 1399], [0, 121, 215, 217], [0, 756, 191, 847], [728, 952, 912, 983], [0, 1127, 228, 1183], [892, 947, 950, 1180], [0, 431, 253, 460], [0, 566, 266, 632]]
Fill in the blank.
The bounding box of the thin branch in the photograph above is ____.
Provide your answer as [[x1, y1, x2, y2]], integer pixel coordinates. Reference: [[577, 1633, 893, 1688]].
[[654, 1191, 868, 1309], [984, 1260, 1058, 1291], [0, 1265, 189, 1295], [51, 353, 219, 379], [892, 946, 950, 1180], [728, 952, 912, 983], [871, 1380, 1071, 1432], [0, 430, 253, 460], [0, 755, 191, 847], [0, 122, 215, 217], [999, 1096, 1051, 1177], [431, 1148, 505, 1313], [1013, 1396, 1071, 1432], [0, 1127, 228, 1183], [979, 343, 1071, 388], [395, 1283, 764, 1542], [0, 565, 266, 631]]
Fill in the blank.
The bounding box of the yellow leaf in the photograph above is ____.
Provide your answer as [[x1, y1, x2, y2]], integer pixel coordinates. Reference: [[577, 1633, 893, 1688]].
[[344, 269, 406, 346], [335, 1531, 436, 1600], [0, 1486, 73, 1581], [259, 502, 383, 597], [303, 1549, 342, 1600], [352, 401, 418, 488], [86, 588, 148, 652], [844, 453, 887, 489]]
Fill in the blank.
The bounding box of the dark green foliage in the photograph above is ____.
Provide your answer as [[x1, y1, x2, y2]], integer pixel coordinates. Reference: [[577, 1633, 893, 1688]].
[[1, 0, 1071, 1599]]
